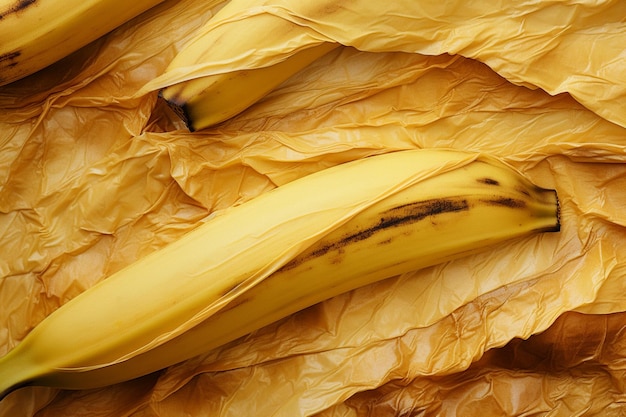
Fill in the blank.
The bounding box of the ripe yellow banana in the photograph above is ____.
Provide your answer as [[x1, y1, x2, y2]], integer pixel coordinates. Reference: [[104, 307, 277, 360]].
[[0, 0, 164, 86], [157, 0, 339, 131], [160, 42, 338, 131], [0, 149, 559, 399]]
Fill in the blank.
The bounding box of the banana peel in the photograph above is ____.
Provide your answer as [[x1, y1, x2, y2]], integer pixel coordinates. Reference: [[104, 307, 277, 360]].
[[1, 0, 626, 416], [141, 0, 626, 130]]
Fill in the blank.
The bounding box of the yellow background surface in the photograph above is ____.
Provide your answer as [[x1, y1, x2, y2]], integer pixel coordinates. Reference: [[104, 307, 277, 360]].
[[1, 0, 625, 415]]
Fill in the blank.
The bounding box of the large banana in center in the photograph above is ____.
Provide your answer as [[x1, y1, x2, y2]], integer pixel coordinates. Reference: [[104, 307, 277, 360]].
[[0, 149, 559, 399]]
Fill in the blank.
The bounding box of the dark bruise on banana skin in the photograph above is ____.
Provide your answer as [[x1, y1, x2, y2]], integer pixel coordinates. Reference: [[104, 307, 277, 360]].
[[278, 198, 470, 272], [0, 0, 37, 81], [0, 0, 37, 19], [0, 52, 20, 84], [481, 197, 527, 209], [477, 176, 526, 203], [478, 176, 534, 199], [0, 51, 20, 66], [477, 177, 500, 186]]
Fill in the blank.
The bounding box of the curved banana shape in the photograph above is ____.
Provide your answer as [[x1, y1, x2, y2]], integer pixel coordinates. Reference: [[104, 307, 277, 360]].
[[0, 149, 559, 399], [160, 42, 338, 131], [0, 0, 164, 86], [158, 0, 339, 131]]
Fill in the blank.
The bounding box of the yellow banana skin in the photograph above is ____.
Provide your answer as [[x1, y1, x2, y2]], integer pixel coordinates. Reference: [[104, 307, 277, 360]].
[[157, 0, 340, 131], [0, 149, 559, 399], [0, 0, 164, 86], [159, 42, 338, 132], [160, 42, 338, 131]]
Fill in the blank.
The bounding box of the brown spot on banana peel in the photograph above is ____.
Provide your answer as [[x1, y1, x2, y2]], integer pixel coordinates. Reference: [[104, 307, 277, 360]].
[[516, 186, 532, 197], [0, 51, 20, 66], [480, 191, 560, 232], [480, 197, 526, 209], [0, 0, 36, 19], [0, 51, 20, 84], [280, 190, 560, 273], [478, 178, 531, 199], [477, 174, 538, 200], [477, 177, 500, 186], [279, 198, 470, 272]]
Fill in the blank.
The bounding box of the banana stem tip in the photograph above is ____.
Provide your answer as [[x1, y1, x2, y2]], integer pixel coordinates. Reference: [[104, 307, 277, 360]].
[[159, 90, 196, 132]]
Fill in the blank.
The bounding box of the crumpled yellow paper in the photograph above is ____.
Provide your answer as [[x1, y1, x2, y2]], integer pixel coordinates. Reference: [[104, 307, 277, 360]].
[[1, 0, 626, 416]]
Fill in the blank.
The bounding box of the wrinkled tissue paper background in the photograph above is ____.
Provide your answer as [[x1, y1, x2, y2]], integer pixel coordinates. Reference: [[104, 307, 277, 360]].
[[1, 0, 626, 415]]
